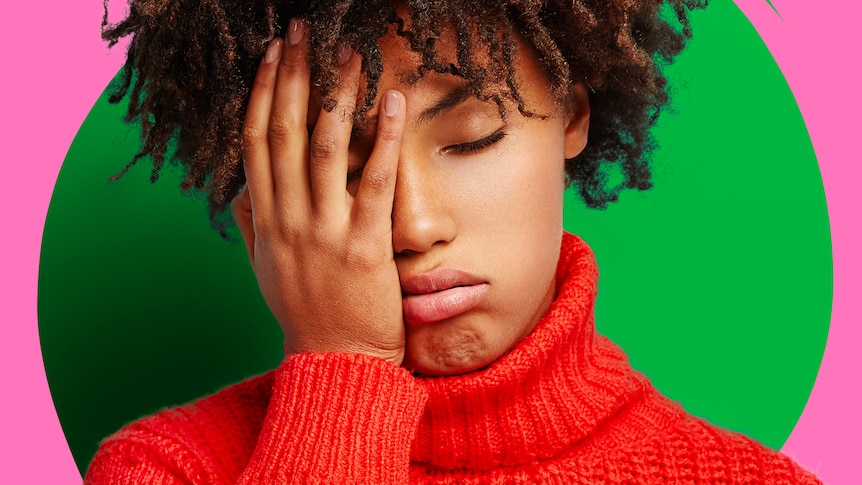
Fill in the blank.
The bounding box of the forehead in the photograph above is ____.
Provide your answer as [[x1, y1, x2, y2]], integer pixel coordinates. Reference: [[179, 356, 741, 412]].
[[308, 16, 559, 129]]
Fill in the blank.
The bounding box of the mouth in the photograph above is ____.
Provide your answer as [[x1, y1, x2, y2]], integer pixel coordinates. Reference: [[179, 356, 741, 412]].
[[400, 268, 489, 324]]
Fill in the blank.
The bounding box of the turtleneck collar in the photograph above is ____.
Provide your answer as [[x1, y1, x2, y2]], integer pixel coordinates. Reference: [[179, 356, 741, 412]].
[[411, 232, 646, 469]]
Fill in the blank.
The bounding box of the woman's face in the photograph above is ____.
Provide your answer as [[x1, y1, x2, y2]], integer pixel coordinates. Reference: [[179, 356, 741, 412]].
[[349, 30, 589, 375], [313, 28, 590, 376]]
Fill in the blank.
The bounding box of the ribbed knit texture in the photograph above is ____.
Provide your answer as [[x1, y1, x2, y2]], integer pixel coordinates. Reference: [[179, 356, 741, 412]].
[[84, 233, 821, 484]]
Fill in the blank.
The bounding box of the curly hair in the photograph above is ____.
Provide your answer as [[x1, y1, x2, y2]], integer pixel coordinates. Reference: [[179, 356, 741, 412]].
[[102, 0, 707, 237]]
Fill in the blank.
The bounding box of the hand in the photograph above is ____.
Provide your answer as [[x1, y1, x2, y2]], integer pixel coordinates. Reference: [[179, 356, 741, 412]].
[[231, 20, 407, 365]]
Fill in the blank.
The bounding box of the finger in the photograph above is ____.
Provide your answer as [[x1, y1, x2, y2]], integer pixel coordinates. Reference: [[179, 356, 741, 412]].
[[308, 45, 362, 215], [241, 37, 284, 213], [353, 90, 406, 232], [269, 18, 312, 209], [230, 185, 256, 266]]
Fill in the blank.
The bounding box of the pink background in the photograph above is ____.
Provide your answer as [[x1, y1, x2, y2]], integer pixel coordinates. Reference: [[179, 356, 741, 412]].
[[0, 1, 858, 482]]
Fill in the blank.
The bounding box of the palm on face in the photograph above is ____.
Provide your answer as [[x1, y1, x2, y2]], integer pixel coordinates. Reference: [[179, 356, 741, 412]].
[[232, 21, 407, 366]]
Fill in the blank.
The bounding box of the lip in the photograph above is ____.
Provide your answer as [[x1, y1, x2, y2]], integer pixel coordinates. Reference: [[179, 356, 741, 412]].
[[401, 268, 489, 324]]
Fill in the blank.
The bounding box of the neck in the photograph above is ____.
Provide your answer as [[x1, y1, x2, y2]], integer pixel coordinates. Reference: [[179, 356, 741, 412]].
[[411, 233, 644, 469]]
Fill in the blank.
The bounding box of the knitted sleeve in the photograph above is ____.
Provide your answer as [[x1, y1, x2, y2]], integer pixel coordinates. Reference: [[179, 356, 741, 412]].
[[84, 353, 428, 485]]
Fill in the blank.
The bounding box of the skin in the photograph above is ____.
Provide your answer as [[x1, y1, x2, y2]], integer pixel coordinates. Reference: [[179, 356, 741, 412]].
[[232, 18, 590, 376]]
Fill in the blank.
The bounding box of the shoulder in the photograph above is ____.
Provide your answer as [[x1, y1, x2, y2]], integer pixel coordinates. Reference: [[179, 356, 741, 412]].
[[567, 386, 822, 484], [662, 410, 821, 484], [636, 392, 822, 484], [85, 369, 276, 485]]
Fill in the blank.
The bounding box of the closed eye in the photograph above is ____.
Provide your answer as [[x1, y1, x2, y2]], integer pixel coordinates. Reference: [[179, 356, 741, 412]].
[[444, 128, 507, 155], [346, 127, 508, 185]]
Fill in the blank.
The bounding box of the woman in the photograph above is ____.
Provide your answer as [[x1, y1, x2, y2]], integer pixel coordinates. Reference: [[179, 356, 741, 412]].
[[86, 0, 821, 482]]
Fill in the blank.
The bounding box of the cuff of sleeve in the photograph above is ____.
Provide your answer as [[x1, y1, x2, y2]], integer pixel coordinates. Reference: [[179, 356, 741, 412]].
[[239, 353, 427, 484]]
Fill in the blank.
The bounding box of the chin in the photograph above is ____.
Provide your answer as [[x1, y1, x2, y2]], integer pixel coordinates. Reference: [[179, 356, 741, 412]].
[[405, 354, 497, 377], [403, 328, 507, 377]]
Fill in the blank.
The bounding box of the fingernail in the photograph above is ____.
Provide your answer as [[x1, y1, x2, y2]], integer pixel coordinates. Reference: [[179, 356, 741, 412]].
[[264, 38, 283, 63], [336, 43, 353, 66], [287, 18, 304, 46], [384, 92, 400, 117]]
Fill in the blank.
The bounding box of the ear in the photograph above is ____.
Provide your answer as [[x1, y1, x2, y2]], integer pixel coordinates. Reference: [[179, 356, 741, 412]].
[[563, 82, 590, 160], [230, 185, 256, 266]]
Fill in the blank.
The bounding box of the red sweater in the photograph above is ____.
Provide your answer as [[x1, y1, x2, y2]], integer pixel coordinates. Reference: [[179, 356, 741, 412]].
[[85, 234, 821, 484]]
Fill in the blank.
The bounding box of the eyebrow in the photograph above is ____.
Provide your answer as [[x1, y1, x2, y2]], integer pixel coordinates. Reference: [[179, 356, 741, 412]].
[[416, 85, 473, 126]]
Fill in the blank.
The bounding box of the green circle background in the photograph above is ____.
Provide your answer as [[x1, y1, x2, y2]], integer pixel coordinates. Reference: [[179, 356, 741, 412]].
[[39, 1, 831, 475]]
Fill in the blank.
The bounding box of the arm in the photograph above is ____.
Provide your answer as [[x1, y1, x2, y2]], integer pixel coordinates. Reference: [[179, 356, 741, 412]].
[[237, 353, 426, 485], [88, 18, 419, 485], [85, 354, 427, 485], [233, 17, 421, 482]]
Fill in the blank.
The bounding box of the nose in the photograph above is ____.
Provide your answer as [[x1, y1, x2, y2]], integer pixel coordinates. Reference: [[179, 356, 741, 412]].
[[391, 155, 457, 255]]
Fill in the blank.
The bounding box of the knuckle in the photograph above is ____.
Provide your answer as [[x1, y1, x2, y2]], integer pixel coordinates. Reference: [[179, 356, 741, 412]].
[[241, 125, 267, 149], [272, 215, 304, 241], [333, 98, 357, 122], [268, 118, 299, 140], [375, 123, 402, 144], [278, 51, 308, 73], [274, 224, 298, 243], [310, 134, 340, 161], [305, 220, 328, 244], [361, 165, 394, 192]]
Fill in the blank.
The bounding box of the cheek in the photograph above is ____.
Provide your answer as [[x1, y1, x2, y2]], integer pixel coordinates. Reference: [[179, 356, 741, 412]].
[[484, 137, 566, 305], [453, 136, 564, 300], [469, 141, 566, 231]]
